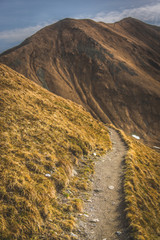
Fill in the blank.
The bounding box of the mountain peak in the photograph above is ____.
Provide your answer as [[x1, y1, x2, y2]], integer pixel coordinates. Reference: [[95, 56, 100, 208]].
[[0, 18, 160, 145]]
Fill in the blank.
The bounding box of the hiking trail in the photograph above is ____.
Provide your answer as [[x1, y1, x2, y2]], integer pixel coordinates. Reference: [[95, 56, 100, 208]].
[[77, 128, 130, 240]]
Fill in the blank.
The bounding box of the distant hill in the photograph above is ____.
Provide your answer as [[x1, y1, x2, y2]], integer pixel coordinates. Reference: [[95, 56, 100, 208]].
[[0, 17, 160, 146]]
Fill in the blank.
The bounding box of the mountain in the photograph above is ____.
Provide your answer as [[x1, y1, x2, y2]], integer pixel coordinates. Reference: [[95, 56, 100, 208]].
[[0, 17, 160, 146]]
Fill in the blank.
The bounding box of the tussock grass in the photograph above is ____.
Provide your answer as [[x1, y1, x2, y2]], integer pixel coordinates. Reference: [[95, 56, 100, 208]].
[[111, 125, 160, 240], [0, 64, 111, 240]]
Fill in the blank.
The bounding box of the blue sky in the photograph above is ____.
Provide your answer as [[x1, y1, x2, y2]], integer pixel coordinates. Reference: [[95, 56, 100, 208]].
[[0, 0, 160, 53]]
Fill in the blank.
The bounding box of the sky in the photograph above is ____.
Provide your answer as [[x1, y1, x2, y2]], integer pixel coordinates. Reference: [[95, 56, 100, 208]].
[[0, 0, 160, 53]]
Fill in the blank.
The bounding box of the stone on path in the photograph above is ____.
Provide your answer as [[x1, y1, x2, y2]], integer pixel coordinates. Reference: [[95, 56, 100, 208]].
[[108, 185, 114, 190], [90, 218, 100, 223], [94, 189, 102, 192]]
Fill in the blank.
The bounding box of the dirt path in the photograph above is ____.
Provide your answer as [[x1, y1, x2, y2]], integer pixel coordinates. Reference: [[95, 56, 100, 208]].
[[77, 128, 130, 240]]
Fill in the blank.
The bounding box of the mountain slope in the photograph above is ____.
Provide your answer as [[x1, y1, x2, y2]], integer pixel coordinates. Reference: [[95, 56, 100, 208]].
[[0, 63, 111, 240], [0, 17, 160, 145], [117, 127, 160, 240], [0, 63, 160, 240]]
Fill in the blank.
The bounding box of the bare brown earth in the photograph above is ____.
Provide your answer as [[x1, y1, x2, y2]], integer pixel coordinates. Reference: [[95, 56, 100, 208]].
[[76, 128, 130, 240], [0, 17, 160, 146]]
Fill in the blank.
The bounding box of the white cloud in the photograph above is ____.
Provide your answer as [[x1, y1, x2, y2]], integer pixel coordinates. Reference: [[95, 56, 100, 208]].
[[0, 23, 50, 42], [93, 2, 160, 25]]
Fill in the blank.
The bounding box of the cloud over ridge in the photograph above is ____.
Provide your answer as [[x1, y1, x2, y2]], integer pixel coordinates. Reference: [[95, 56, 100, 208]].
[[93, 2, 160, 25], [0, 2, 160, 48], [0, 24, 49, 42]]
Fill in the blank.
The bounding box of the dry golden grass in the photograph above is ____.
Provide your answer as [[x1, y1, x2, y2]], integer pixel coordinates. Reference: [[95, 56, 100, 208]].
[[0, 63, 111, 240], [110, 125, 160, 240], [2, 62, 159, 240]]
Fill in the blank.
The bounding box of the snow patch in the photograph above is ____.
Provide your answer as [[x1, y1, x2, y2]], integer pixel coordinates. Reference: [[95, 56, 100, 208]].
[[132, 134, 140, 140]]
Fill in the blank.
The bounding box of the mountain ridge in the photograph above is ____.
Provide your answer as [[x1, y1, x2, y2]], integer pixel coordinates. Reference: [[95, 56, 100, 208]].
[[0, 17, 160, 146]]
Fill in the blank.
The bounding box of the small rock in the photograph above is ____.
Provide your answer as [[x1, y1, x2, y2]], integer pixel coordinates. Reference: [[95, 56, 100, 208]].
[[48, 219, 53, 222], [67, 190, 72, 194], [78, 213, 83, 216], [94, 189, 102, 192], [153, 146, 160, 149], [102, 238, 107, 240], [70, 232, 78, 238], [116, 231, 122, 236], [108, 185, 114, 190], [93, 152, 97, 156], [45, 173, 51, 177], [86, 199, 92, 202], [90, 218, 99, 223], [71, 169, 78, 177], [84, 214, 89, 217]]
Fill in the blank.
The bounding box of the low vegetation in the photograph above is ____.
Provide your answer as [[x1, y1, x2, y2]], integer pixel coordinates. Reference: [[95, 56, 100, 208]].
[[1, 63, 159, 240], [0, 64, 111, 240], [114, 127, 160, 240]]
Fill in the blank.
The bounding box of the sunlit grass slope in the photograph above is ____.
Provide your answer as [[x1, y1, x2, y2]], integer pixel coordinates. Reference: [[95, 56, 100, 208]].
[[118, 129, 160, 240], [0, 63, 111, 240]]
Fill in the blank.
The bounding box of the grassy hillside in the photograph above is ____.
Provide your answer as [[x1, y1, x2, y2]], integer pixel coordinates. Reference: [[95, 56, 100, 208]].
[[0, 63, 111, 240], [1, 62, 159, 240], [116, 128, 160, 240]]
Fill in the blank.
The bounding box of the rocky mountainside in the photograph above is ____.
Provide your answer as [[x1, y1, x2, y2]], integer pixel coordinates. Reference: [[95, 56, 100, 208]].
[[0, 17, 160, 145]]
